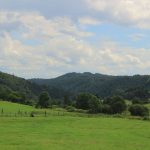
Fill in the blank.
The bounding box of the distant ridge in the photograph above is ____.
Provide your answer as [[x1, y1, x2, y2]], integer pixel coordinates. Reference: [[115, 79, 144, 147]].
[[30, 72, 150, 98], [0, 70, 150, 104]]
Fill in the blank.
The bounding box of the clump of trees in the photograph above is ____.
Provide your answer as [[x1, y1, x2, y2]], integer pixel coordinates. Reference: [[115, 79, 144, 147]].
[[76, 93, 97, 109], [76, 93, 102, 113], [35, 91, 150, 119], [75, 93, 127, 114], [129, 104, 149, 117], [103, 96, 127, 114]]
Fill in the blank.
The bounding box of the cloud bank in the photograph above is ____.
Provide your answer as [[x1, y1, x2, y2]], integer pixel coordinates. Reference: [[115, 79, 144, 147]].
[[86, 0, 150, 29], [0, 0, 150, 78]]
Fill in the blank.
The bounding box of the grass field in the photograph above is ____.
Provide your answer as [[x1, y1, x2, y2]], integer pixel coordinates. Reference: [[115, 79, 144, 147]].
[[0, 101, 89, 117], [0, 101, 70, 116], [0, 101, 35, 113], [0, 116, 150, 150], [0, 101, 150, 150]]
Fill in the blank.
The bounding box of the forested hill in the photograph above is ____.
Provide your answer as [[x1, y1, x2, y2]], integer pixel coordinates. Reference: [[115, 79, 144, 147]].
[[30, 72, 150, 98], [0, 71, 150, 104], [0, 71, 43, 104]]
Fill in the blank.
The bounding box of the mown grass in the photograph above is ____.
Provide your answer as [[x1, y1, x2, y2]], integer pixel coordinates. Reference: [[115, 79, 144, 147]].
[[0, 101, 150, 150], [0, 116, 150, 150]]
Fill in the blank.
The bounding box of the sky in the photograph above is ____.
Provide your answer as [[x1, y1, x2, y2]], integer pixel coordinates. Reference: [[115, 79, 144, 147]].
[[0, 0, 150, 78]]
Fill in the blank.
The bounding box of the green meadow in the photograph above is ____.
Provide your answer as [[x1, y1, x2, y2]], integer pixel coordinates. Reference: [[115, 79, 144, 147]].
[[0, 101, 35, 113], [0, 101, 150, 150]]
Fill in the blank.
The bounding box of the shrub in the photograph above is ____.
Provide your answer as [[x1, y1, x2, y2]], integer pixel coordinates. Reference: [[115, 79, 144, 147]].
[[30, 112, 34, 117], [75, 109, 87, 113], [143, 116, 150, 120], [66, 106, 75, 112]]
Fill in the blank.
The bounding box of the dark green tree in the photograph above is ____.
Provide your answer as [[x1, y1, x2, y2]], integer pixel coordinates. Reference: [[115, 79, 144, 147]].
[[104, 96, 127, 114], [37, 92, 51, 108], [88, 96, 102, 113], [76, 93, 91, 110], [76, 93, 102, 113], [111, 101, 127, 114]]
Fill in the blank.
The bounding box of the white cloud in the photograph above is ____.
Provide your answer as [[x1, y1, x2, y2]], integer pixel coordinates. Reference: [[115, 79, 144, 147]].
[[0, 11, 93, 38], [0, 10, 150, 78], [0, 11, 94, 77], [86, 0, 150, 29], [78, 17, 102, 25]]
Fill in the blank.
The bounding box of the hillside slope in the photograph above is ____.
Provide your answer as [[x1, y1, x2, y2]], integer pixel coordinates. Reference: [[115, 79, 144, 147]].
[[31, 72, 150, 98], [1, 71, 150, 102], [0, 71, 43, 104]]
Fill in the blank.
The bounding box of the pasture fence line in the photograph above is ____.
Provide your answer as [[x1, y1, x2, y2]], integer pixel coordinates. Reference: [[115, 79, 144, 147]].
[[0, 108, 149, 121], [0, 108, 93, 118]]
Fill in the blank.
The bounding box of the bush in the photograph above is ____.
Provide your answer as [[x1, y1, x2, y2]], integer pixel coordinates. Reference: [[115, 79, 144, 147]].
[[30, 112, 34, 117], [143, 116, 150, 120], [129, 104, 149, 117], [66, 106, 75, 112], [75, 109, 87, 113]]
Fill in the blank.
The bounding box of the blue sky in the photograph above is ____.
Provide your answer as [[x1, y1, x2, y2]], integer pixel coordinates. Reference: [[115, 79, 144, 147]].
[[0, 0, 150, 78]]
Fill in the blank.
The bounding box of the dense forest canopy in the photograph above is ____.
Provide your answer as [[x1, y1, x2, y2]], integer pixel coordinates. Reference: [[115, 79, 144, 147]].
[[30, 72, 150, 99], [0, 71, 150, 105]]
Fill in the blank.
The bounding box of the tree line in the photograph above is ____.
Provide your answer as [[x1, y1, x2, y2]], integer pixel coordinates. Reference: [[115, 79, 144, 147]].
[[37, 92, 149, 118]]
